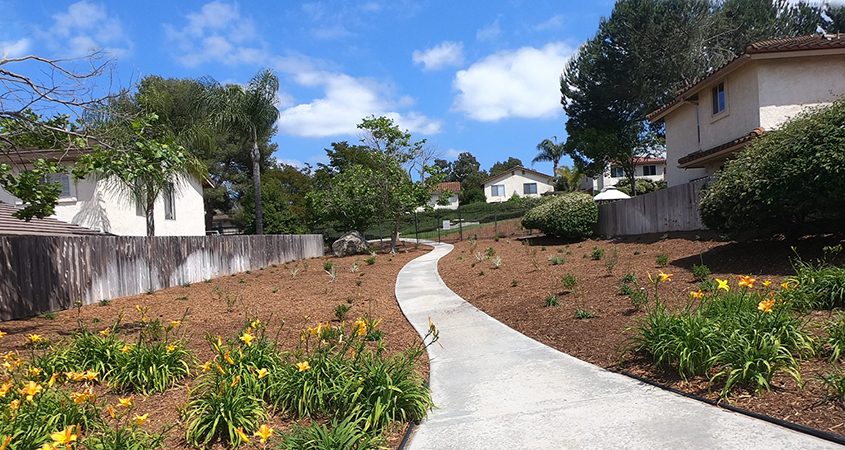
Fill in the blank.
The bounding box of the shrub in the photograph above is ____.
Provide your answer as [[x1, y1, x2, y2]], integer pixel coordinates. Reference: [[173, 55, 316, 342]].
[[591, 247, 604, 260], [692, 263, 711, 282], [784, 257, 845, 310], [700, 99, 845, 233], [110, 340, 192, 394], [521, 193, 598, 239], [655, 252, 669, 267]]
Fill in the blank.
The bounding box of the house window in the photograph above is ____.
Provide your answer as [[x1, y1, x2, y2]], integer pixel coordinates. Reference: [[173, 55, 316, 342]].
[[610, 166, 624, 178], [163, 183, 176, 220], [642, 165, 657, 176], [712, 81, 726, 115], [523, 183, 538, 195], [491, 184, 505, 197], [46, 173, 74, 200]]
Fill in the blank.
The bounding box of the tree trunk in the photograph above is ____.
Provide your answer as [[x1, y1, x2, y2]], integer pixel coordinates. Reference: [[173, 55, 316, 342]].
[[627, 169, 637, 197], [251, 136, 264, 235], [390, 218, 399, 252], [145, 197, 155, 237]]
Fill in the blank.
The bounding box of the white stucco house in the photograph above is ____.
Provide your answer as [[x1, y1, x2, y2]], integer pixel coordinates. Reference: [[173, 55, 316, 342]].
[[648, 34, 845, 187], [0, 149, 207, 236], [580, 157, 666, 193], [416, 181, 460, 212], [483, 166, 554, 203]]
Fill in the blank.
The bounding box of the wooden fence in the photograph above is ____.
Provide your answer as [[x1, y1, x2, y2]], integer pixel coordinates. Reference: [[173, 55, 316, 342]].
[[0, 234, 323, 320], [596, 180, 707, 236]]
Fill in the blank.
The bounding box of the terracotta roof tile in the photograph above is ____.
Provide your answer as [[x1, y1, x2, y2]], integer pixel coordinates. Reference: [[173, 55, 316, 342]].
[[434, 182, 461, 193], [678, 128, 764, 166]]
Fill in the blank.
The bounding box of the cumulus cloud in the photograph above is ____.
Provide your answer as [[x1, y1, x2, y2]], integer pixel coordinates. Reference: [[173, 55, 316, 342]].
[[41, 1, 131, 58], [277, 71, 441, 138], [0, 38, 31, 58], [412, 41, 464, 71], [165, 0, 265, 67], [452, 42, 574, 121]]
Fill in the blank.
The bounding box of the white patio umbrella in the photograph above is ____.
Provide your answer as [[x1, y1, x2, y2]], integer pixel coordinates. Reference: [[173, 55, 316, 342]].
[[593, 186, 631, 201]]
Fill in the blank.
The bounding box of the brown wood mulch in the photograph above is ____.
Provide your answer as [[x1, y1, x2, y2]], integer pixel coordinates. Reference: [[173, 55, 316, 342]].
[[437, 232, 845, 437], [0, 242, 430, 449]]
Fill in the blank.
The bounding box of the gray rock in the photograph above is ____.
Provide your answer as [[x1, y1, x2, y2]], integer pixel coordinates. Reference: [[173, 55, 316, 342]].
[[332, 231, 369, 257]]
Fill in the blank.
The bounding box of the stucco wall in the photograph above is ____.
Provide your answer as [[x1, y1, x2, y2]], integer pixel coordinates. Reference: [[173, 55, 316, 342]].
[[417, 193, 459, 211], [484, 170, 554, 203], [699, 64, 760, 151], [593, 163, 666, 191], [664, 103, 708, 186], [757, 55, 845, 130], [1, 173, 206, 236]]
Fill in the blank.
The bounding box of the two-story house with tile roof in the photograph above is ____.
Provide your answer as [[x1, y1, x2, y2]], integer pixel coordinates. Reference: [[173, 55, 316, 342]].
[[648, 34, 845, 187]]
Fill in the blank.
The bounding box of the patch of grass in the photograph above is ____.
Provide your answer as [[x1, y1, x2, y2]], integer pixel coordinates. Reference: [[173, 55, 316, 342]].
[[591, 247, 604, 261], [365, 256, 376, 265], [692, 262, 711, 282], [621, 273, 636, 284], [619, 283, 635, 296], [99, 299, 112, 306], [561, 273, 577, 291], [39, 311, 57, 320], [825, 313, 845, 361], [655, 252, 670, 267], [575, 309, 595, 320], [544, 295, 559, 307], [820, 368, 845, 403], [784, 256, 845, 310], [279, 415, 385, 450], [334, 304, 351, 321], [548, 255, 565, 266]]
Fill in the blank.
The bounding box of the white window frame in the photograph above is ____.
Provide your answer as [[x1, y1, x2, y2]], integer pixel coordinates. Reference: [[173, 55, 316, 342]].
[[711, 80, 728, 118], [491, 184, 505, 197], [642, 165, 657, 176], [523, 183, 538, 195], [47, 172, 76, 203]]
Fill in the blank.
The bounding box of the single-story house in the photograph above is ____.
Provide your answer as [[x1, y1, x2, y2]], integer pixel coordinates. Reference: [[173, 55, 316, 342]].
[[0, 149, 207, 236], [580, 157, 666, 193], [648, 33, 845, 187], [421, 181, 460, 211], [483, 166, 554, 203]]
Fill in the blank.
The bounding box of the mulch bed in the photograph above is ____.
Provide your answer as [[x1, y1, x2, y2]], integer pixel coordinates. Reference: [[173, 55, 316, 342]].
[[0, 242, 430, 449], [438, 232, 845, 436]]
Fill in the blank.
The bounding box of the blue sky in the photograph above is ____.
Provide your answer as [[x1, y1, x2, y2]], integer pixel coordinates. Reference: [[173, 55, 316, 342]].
[[0, 0, 615, 174]]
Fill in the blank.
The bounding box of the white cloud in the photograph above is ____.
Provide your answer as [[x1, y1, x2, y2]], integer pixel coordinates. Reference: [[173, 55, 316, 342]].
[[42, 1, 131, 58], [0, 38, 30, 58], [442, 148, 464, 159], [476, 18, 501, 41], [452, 42, 574, 122], [412, 41, 464, 71], [165, 1, 265, 67], [277, 71, 441, 138], [534, 15, 565, 31]]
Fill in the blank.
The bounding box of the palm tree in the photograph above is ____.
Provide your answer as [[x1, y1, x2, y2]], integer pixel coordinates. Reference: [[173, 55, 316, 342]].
[[556, 165, 585, 192], [533, 136, 566, 175], [204, 69, 280, 235]]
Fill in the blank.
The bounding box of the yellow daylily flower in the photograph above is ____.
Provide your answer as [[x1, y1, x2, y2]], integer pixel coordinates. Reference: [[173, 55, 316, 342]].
[[70, 391, 90, 404], [133, 413, 149, 426], [689, 290, 705, 300], [0, 382, 11, 397], [235, 427, 250, 443], [758, 298, 775, 314], [353, 319, 368, 337], [296, 361, 311, 372], [256, 368, 269, 379], [199, 361, 212, 372], [658, 271, 672, 283], [98, 328, 111, 337], [738, 275, 756, 289], [8, 400, 19, 412], [762, 280, 772, 288], [224, 352, 235, 365], [239, 331, 255, 347], [0, 330, 6, 339], [230, 375, 241, 388], [117, 396, 133, 408], [26, 334, 43, 344], [48, 373, 59, 387], [166, 344, 177, 353], [253, 424, 274, 444], [121, 344, 132, 354], [50, 425, 77, 445], [28, 367, 42, 377], [20, 381, 42, 402], [716, 278, 730, 292], [39, 443, 54, 450], [250, 319, 261, 329], [84, 370, 98, 381], [169, 320, 181, 328]]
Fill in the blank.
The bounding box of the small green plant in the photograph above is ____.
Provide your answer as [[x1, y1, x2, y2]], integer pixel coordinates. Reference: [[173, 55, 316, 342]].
[[561, 273, 577, 291], [692, 263, 711, 282], [290, 266, 302, 278], [491, 256, 503, 269], [355, 280, 363, 287], [591, 247, 604, 260], [825, 313, 845, 361], [365, 255, 376, 265], [325, 265, 338, 283], [478, 270, 485, 276], [548, 255, 565, 266], [527, 248, 540, 271], [99, 299, 112, 306], [182, 282, 192, 288], [484, 247, 496, 258], [604, 248, 619, 275], [335, 304, 352, 321], [175, 295, 188, 301], [323, 260, 334, 272], [820, 369, 845, 403], [619, 283, 634, 296], [271, 287, 279, 294], [40, 311, 57, 320], [544, 295, 559, 307], [212, 285, 242, 312], [349, 262, 360, 273], [621, 273, 636, 284], [629, 288, 648, 310], [575, 309, 596, 320], [699, 278, 717, 292], [279, 415, 385, 450], [511, 279, 518, 287], [655, 252, 670, 267]]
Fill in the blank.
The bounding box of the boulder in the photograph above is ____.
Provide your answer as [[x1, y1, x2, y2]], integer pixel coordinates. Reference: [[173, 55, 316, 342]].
[[332, 231, 369, 257]]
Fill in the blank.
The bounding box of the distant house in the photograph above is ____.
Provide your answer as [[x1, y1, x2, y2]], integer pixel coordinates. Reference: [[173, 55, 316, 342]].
[[420, 181, 460, 211], [0, 200, 105, 236], [648, 34, 845, 187], [483, 166, 554, 203], [0, 149, 207, 236], [581, 157, 666, 193]]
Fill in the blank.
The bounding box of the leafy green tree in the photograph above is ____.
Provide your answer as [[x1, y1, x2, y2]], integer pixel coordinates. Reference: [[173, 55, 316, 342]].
[[204, 69, 280, 235], [241, 163, 312, 234], [444, 152, 487, 204], [308, 164, 382, 232], [74, 115, 205, 236], [555, 166, 586, 193], [533, 137, 566, 175], [489, 157, 524, 176], [614, 177, 666, 196]]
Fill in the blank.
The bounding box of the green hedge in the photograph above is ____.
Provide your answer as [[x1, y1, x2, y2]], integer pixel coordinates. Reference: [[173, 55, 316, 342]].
[[521, 193, 597, 239], [700, 99, 845, 233]]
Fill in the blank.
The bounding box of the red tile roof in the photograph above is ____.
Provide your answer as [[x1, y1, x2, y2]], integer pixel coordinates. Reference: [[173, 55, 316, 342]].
[[0, 201, 104, 236], [631, 157, 666, 165], [678, 128, 764, 166], [648, 34, 845, 122], [434, 181, 461, 193]]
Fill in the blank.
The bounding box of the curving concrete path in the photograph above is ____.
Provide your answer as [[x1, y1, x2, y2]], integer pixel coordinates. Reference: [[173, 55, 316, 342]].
[[395, 241, 839, 450]]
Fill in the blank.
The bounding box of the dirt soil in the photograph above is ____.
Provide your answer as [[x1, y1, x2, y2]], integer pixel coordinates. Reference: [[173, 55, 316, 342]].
[[438, 232, 845, 437], [0, 242, 430, 449]]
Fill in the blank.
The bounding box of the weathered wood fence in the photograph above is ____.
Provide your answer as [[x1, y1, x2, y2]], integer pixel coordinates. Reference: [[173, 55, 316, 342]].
[[596, 180, 707, 236], [0, 234, 323, 320]]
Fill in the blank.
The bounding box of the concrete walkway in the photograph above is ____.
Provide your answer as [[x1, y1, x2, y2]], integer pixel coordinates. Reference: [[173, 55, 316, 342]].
[[395, 242, 839, 450]]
